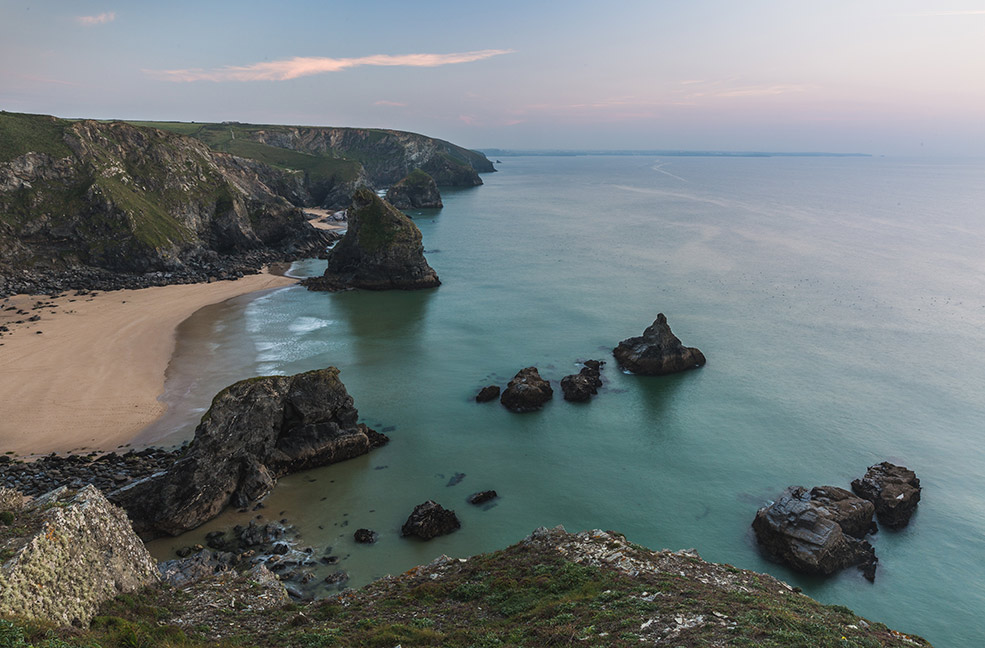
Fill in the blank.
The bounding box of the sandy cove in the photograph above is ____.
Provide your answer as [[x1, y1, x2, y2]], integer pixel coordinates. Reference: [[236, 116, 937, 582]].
[[0, 271, 297, 456]]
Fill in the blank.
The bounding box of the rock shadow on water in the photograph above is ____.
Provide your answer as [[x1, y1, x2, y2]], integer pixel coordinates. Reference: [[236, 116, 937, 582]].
[[326, 288, 435, 360]]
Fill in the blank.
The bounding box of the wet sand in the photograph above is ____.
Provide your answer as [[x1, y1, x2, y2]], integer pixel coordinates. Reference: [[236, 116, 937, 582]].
[[0, 271, 296, 456]]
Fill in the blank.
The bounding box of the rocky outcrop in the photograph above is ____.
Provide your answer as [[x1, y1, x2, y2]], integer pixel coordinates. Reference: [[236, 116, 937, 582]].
[[302, 188, 440, 291], [0, 485, 159, 627], [752, 486, 877, 579], [0, 113, 330, 285], [110, 367, 388, 537], [467, 490, 498, 505], [401, 500, 461, 540], [560, 359, 605, 402], [613, 313, 706, 375], [385, 169, 443, 209], [851, 463, 921, 529], [500, 367, 554, 412], [475, 385, 501, 402]]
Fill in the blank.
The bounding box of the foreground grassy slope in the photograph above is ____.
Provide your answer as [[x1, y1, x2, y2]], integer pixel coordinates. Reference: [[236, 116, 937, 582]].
[[0, 528, 931, 648]]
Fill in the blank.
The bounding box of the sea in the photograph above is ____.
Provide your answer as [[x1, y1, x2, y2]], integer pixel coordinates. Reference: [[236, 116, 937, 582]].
[[142, 154, 985, 647]]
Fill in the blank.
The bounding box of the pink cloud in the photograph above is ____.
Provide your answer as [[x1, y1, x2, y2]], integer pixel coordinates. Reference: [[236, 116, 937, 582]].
[[147, 49, 513, 83], [76, 12, 116, 26]]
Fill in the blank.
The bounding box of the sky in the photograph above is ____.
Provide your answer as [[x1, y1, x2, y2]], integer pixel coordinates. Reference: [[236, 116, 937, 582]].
[[1, 0, 984, 155]]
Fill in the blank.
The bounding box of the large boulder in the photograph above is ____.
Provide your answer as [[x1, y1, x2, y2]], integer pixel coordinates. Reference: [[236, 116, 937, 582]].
[[752, 486, 876, 578], [110, 367, 388, 537], [851, 462, 921, 529], [401, 500, 461, 540], [385, 169, 443, 209], [613, 313, 706, 375], [560, 359, 605, 402], [0, 485, 159, 627], [303, 188, 440, 291], [500, 367, 554, 412]]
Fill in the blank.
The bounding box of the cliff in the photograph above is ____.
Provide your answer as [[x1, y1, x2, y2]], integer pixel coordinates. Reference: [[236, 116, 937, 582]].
[[135, 120, 494, 208], [0, 111, 330, 286], [385, 169, 443, 209], [303, 188, 441, 291]]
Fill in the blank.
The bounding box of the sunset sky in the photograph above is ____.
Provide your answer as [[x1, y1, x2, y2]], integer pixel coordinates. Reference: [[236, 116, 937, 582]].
[[2, 1, 984, 155]]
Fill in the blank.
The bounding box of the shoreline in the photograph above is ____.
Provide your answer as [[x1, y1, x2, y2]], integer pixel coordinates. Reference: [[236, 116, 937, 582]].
[[0, 270, 297, 456]]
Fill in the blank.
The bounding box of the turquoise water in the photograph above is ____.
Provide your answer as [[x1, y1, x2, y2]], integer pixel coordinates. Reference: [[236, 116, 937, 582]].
[[147, 155, 985, 647]]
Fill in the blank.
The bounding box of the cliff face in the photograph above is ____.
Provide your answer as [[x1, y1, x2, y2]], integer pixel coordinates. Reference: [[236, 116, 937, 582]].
[[0, 112, 328, 278], [0, 485, 158, 627], [385, 169, 443, 209]]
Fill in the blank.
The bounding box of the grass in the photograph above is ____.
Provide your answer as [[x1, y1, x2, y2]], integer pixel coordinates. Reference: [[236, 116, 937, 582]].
[[0, 112, 72, 164]]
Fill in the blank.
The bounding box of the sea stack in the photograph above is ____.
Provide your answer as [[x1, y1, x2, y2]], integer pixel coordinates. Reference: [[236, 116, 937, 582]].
[[385, 169, 443, 209], [304, 188, 440, 291], [613, 313, 706, 375]]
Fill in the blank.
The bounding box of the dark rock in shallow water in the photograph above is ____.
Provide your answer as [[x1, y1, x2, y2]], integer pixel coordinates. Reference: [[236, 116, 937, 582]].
[[353, 528, 377, 544], [500, 367, 553, 412], [385, 169, 443, 209], [401, 500, 461, 540], [302, 188, 440, 291], [851, 462, 921, 529], [475, 385, 501, 402], [752, 486, 876, 578], [110, 367, 388, 537], [467, 490, 498, 505], [446, 472, 466, 487], [613, 313, 705, 375], [560, 360, 605, 402]]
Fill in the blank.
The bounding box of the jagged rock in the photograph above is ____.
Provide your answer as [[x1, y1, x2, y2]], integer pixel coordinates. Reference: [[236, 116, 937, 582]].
[[353, 528, 378, 544], [851, 462, 921, 529], [475, 385, 500, 402], [303, 188, 440, 291], [159, 549, 234, 587], [752, 486, 876, 578], [500, 367, 553, 412], [467, 490, 498, 505], [385, 169, 443, 209], [613, 313, 706, 375], [401, 500, 461, 540], [0, 485, 159, 627], [560, 360, 605, 402], [110, 367, 388, 537]]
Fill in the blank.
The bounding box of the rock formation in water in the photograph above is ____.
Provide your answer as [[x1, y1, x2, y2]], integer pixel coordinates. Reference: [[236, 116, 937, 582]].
[[752, 486, 877, 579], [500, 366, 554, 412], [560, 359, 605, 402], [475, 385, 501, 402], [0, 485, 159, 626], [851, 462, 921, 529], [110, 367, 388, 537], [613, 313, 706, 375], [385, 169, 443, 209], [401, 500, 461, 539], [302, 188, 440, 291], [467, 490, 498, 505]]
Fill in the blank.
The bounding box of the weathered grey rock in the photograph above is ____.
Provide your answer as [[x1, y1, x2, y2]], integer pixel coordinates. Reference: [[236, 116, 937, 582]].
[[401, 500, 461, 540], [110, 367, 388, 537], [752, 486, 876, 578], [851, 462, 921, 529], [475, 385, 501, 402], [500, 367, 553, 412], [613, 313, 706, 375], [385, 169, 443, 209], [0, 485, 159, 627], [303, 188, 440, 291]]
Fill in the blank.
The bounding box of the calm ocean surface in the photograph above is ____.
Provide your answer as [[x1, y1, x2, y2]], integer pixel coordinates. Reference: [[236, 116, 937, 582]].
[[145, 155, 985, 647]]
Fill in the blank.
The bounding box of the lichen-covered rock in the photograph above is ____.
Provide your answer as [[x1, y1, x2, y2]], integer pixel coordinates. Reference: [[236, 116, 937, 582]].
[[613, 313, 706, 375], [401, 500, 461, 540], [500, 367, 553, 412], [752, 486, 876, 578], [851, 462, 922, 529], [385, 169, 443, 209], [303, 188, 440, 291], [110, 367, 388, 537], [0, 485, 159, 627]]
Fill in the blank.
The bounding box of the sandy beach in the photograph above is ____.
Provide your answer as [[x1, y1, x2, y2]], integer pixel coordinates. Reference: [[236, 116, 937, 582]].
[[0, 271, 297, 456]]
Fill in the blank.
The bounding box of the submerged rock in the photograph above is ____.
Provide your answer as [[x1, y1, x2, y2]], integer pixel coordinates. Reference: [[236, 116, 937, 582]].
[[0, 485, 159, 627], [401, 500, 461, 540], [500, 366, 553, 412], [385, 169, 443, 209], [303, 188, 440, 291], [110, 367, 388, 537], [613, 313, 705, 375], [752, 486, 876, 579], [851, 462, 921, 529], [467, 490, 498, 505]]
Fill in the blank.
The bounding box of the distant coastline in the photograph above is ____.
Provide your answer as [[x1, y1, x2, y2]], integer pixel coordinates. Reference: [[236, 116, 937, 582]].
[[480, 148, 872, 158]]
